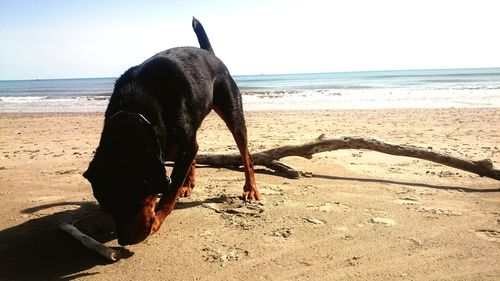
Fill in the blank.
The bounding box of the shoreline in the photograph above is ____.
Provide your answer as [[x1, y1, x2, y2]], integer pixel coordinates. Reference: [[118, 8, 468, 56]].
[[1, 100, 499, 113], [1, 88, 499, 113]]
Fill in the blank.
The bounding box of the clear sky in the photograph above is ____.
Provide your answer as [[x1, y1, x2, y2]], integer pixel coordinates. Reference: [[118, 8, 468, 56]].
[[1, 0, 499, 80]]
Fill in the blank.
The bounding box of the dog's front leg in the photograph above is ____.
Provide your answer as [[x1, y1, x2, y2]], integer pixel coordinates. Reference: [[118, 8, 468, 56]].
[[151, 144, 198, 234]]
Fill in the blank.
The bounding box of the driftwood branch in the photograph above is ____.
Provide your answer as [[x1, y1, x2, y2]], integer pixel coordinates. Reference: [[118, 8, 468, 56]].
[[59, 223, 121, 262], [195, 136, 500, 181]]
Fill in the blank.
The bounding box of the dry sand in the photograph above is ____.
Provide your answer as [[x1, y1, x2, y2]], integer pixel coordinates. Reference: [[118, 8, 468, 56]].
[[0, 108, 499, 280]]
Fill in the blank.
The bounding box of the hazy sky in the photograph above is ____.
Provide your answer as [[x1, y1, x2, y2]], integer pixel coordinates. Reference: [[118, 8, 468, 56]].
[[1, 0, 499, 80]]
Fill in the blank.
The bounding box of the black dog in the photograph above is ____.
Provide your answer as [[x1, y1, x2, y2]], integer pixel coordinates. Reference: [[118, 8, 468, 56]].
[[84, 18, 259, 246]]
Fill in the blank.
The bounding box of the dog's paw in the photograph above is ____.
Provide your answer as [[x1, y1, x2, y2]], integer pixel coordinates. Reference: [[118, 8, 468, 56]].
[[178, 186, 193, 198], [242, 189, 260, 202]]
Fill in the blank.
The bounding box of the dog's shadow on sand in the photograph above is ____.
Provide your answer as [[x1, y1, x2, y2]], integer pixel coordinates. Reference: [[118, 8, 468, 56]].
[[0, 201, 132, 280]]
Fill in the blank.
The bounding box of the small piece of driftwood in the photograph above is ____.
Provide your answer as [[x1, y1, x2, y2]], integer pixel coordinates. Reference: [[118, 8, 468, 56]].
[[195, 135, 500, 181], [59, 223, 121, 262]]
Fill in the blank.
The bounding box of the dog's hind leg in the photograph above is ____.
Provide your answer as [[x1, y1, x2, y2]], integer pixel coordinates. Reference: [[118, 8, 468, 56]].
[[213, 79, 259, 201], [179, 159, 196, 198]]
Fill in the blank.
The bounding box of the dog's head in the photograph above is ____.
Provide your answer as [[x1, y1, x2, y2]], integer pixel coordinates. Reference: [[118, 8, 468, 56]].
[[84, 111, 170, 245]]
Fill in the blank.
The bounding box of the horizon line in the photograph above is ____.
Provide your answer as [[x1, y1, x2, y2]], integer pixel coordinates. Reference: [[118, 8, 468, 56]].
[[1, 66, 499, 82]]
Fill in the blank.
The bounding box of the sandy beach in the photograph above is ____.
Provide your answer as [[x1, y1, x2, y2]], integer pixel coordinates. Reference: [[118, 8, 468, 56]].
[[0, 108, 499, 280]]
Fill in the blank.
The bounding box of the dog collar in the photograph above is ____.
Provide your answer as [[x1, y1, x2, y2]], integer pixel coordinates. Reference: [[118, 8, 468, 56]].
[[110, 110, 149, 122], [110, 110, 165, 164], [137, 113, 151, 126]]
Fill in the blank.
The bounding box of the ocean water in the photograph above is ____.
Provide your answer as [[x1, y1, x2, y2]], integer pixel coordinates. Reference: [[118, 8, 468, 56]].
[[0, 68, 499, 112]]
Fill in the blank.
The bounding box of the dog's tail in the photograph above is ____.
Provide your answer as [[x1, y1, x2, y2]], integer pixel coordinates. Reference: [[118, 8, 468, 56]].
[[192, 17, 214, 54]]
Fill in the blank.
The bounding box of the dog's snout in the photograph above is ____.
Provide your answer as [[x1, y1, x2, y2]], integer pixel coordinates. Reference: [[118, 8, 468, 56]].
[[117, 231, 147, 246], [117, 236, 131, 246]]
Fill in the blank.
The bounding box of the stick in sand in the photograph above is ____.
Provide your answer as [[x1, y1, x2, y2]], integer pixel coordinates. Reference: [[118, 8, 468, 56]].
[[196, 135, 500, 180], [59, 223, 121, 262]]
